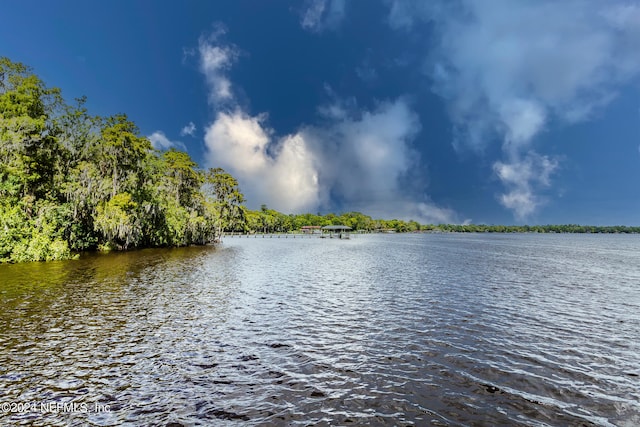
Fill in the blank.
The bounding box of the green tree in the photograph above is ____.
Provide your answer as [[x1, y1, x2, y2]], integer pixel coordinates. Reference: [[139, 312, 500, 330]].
[[0, 57, 62, 204], [0, 56, 251, 262], [161, 148, 202, 207], [93, 192, 141, 250], [205, 168, 245, 236], [97, 114, 151, 198]]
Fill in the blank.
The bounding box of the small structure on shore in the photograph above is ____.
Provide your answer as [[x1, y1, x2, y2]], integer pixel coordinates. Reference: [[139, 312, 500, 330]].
[[321, 225, 351, 239], [301, 225, 322, 235]]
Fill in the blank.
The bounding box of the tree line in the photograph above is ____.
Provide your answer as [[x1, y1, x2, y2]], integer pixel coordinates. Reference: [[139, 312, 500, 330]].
[[1, 57, 638, 263], [0, 57, 244, 262], [232, 208, 640, 235], [423, 224, 640, 234], [240, 207, 423, 234]]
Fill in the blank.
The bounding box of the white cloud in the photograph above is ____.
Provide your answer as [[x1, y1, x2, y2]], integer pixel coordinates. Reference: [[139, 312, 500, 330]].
[[198, 27, 238, 106], [148, 131, 186, 151], [180, 122, 196, 137], [301, 0, 325, 30], [308, 98, 457, 223], [389, 0, 640, 218], [204, 110, 320, 213], [202, 97, 458, 221], [386, 0, 434, 31], [197, 27, 456, 222], [493, 153, 558, 220], [198, 28, 320, 213], [307, 99, 420, 204], [300, 0, 346, 33], [499, 99, 546, 154], [416, 202, 459, 224], [356, 198, 459, 224]]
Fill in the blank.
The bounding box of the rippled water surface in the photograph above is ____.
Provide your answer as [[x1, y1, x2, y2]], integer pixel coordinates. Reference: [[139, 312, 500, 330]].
[[1, 233, 639, 426]]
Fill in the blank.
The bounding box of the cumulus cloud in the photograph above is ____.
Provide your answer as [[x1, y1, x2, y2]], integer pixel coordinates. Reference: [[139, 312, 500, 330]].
[[197, 30, 319, 212], [194, 30, 297, 211], [148, 131, 186, 151], [300, 0, 346, 33], [198, 27, 457, 222], [306, 99, 420, 205], [202, 99, 429, 213], [202, 97, 457, 221], [180, 122, 196, 137], [388, 0, 640, 218], [204, 111, 320, 212]]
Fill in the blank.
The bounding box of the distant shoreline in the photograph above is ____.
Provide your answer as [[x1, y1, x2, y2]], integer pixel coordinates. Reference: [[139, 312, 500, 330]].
[[220, 224, 640, 235]]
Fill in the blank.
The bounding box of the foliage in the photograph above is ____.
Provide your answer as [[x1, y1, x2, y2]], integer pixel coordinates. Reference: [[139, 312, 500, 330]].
[[238, 208, 640, 235], [94, 192, 140, 250], [0, 57, 244, 262], [427, 223, 640, 234], [203, 168, 245, 237]]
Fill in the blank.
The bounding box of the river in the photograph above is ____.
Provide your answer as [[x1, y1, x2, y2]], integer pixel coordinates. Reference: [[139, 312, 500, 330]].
[[1, 233, 639, 426]]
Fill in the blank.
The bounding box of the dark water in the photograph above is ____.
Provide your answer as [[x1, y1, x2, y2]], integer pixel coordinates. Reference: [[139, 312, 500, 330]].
[[1, 234, 639, 426]]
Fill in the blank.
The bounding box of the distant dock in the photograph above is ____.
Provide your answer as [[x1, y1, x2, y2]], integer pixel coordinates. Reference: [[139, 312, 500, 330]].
[[223, 232, 317, 238], [222, 225, 353, 240], [320, 225, 351, 239]]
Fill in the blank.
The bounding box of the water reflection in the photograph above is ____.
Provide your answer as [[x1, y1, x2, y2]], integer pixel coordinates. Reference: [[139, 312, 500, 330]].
[[1, 235, 639, 426]]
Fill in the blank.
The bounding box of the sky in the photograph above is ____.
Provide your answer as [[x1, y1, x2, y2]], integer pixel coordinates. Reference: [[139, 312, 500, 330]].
[[2, 0, 640, 225]]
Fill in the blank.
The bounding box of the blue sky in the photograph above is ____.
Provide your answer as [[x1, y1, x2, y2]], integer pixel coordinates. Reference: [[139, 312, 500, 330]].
[[2, 0, 640, 224]]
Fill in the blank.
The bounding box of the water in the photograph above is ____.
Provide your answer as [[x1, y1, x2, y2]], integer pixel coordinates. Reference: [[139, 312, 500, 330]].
[[1, 233, 639, 426]]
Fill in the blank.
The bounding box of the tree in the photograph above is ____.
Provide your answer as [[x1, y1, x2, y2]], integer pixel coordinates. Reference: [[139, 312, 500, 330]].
[[161, 148, 202, 207], [0, 57, 62, 204], [0, 56, 251, 262], [204, 168, 245, 237], [93, 192, 141, 250], [244, 209, 262, 233], [97, 114, 151, 198]]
